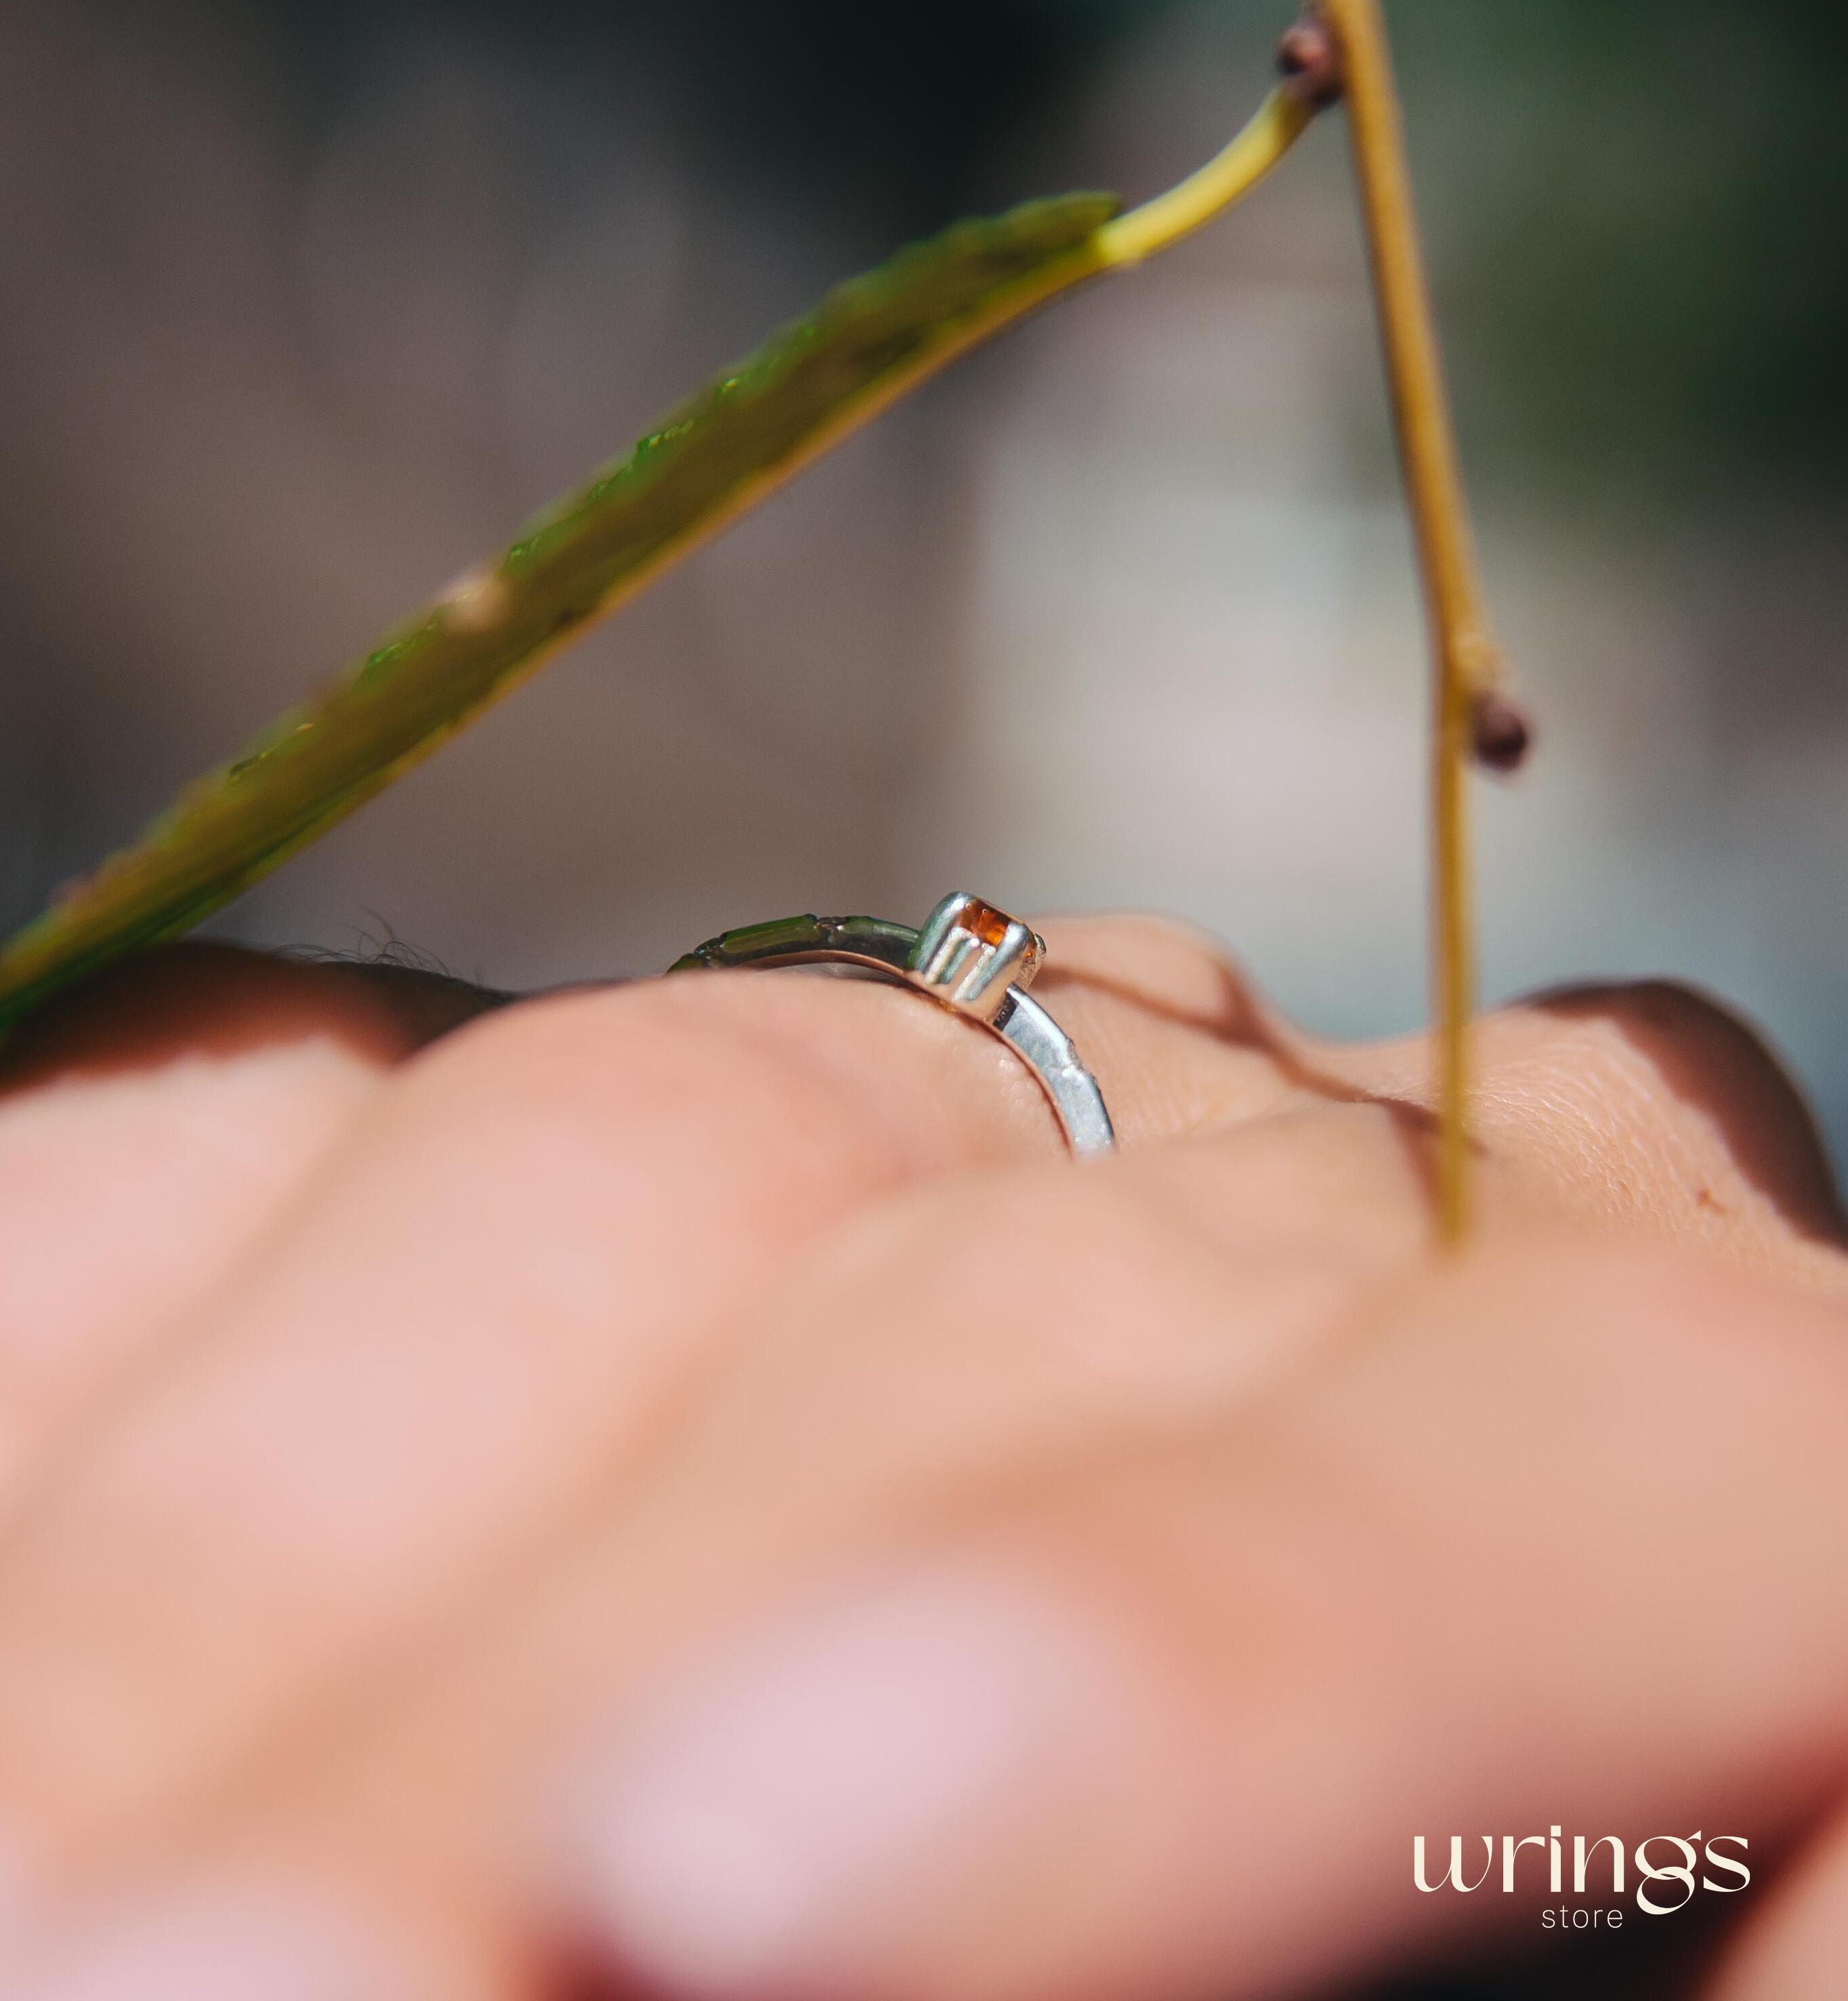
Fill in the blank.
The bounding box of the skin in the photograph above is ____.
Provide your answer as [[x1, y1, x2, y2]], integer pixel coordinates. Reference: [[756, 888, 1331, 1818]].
[[0, 915, 1843, 2000]]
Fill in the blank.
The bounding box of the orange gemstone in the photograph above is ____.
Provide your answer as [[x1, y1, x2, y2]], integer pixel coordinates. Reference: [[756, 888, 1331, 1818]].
[[958, 899, 1013, 948]]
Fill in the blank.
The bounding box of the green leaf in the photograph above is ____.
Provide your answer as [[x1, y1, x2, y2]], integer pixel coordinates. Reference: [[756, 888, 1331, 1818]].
[[0, 86, 1313, 1026], [0, 193, 1117, 1024]]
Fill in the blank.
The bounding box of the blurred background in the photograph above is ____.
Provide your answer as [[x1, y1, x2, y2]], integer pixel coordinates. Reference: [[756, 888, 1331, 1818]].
[[1, 0, 1845, 1156]]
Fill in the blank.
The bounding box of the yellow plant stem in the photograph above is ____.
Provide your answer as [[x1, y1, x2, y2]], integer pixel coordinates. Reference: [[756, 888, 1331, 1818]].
[[1322, 0, 1502, 1247], [1097, 88, 1314, 267]]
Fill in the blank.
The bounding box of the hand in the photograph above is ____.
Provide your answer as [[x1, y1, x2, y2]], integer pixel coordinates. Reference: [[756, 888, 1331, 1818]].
[[1, 919, 1845, 2001]]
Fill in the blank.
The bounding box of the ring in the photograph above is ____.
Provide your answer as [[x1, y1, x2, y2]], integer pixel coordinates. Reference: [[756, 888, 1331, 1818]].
[[669, 891, 1116, 1156]]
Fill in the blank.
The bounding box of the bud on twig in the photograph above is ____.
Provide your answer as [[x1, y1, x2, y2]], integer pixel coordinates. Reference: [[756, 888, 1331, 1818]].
[[1469, 690, 1534, 774], [1278, 13, 1345, 109]]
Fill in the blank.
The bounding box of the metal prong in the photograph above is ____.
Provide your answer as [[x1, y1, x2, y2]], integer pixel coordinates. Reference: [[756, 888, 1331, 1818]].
[[907, 893, 1044, 1024], [912, 892, 978, 986]]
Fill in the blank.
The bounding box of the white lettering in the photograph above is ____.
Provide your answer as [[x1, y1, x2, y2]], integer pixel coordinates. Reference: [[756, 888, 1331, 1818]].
[[1414, 1835, 1495, 1893], [1635, 1834, 1699, 1916], [1702, 1836, 1751, 1893]]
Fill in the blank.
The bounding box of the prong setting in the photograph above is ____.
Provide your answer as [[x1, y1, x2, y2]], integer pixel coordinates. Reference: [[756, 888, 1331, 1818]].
[[907, 893, 1046, 1024]]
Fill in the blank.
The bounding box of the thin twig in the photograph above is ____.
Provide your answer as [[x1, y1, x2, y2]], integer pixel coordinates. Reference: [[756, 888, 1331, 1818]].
[[1320, 0, 1509, 1246]]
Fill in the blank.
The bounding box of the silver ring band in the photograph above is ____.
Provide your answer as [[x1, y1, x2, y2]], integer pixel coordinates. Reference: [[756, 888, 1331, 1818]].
[[669, 891, 1116, 1156]]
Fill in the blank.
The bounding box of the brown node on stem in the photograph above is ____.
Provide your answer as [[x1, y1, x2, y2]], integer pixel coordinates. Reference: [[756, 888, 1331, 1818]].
[[1469, 689, 1534, 774], [1278, 14, 1345, 109]]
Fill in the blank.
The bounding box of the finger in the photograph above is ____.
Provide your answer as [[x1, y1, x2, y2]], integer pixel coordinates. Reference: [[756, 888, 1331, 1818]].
[[1703, 1794, 1848, 2001], [0, 1125, 1584, 1992], [1022, 916, 1318, 1143], [1038, 921, 1847, 1281], [0, 965, 1066, 1902], [505, 1237, 1848, 2000], [22, 1223, 1845, 2000], [0, 912, 1302, 1910], [0, 946, 499, 1492], [9, 969, 1822, 1975], [1305, 976, 1845, 1284], [0, 1110, 1414, 1994], [2, 919, 1839, 1978], [1497, 980, 1845, 1264], [0, 904, 1475, 1889]]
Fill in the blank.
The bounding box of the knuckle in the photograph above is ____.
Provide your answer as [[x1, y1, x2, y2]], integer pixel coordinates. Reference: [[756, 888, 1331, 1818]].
[[3, 943, 432, 1080], [1532, 975, 1758, 1047], [1033, 912, 1266, 1033], [1490, 977, 1845, 1247], [1025, 914, 1306, 1143], [1514, 977, 1809, 1128]]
